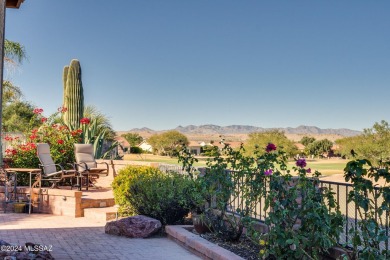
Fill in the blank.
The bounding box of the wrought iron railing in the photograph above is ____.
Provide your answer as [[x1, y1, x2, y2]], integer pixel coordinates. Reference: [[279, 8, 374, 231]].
[[158, 163, 390, 251]]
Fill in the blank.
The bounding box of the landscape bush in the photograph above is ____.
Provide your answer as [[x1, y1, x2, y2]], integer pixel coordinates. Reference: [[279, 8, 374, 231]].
[[112, 165, 195, 225], [258, 153, 344, 259], [344, 158, 390, 259], [130, 147, 143, 154], [178, 141, 345, 258]]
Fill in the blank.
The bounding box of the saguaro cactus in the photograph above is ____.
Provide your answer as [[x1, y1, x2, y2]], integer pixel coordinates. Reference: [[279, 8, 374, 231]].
[[63, 59, 84, 129], [62, 65, 69, 107]]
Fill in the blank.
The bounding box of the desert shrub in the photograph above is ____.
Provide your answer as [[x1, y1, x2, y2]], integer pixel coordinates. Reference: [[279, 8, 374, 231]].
[[130, 147, 142, 154], [112, 165, 194, 225]]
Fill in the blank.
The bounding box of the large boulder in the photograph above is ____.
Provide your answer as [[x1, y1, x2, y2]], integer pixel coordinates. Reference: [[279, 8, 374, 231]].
[[105, 215, 162, 238]]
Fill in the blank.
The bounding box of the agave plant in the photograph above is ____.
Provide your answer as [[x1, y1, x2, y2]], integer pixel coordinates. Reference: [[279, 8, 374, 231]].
[[80, 117, 118, 159]]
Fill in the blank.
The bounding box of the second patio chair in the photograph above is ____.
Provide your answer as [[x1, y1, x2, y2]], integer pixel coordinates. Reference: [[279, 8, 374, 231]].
[[36, 143, 77, 189], [74, 144, 109, 190]]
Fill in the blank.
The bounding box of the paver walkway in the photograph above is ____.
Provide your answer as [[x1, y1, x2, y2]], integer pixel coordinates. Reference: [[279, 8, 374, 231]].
[[0, 213, 201, 260]]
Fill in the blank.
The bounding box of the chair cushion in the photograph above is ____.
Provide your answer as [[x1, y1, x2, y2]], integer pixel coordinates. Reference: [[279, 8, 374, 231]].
[[37, 143, 57, 174], [74, 144, 97, 171]]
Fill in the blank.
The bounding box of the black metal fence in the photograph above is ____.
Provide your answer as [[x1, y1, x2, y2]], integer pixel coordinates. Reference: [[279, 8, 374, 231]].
[[158, 163, 390, 251], [227, 175, 390, 251]]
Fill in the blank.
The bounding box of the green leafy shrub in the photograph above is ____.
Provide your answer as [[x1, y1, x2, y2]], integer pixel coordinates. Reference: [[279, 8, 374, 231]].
[[178, 142, 269, 242], [112, 165, 195, 225], [178, 141, 344, 258], [344, 159, 390, 259], [130, 147, 142, 154]]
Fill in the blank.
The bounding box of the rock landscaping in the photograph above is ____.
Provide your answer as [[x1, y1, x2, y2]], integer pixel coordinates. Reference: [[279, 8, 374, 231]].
[[105, 215, 162, 238]]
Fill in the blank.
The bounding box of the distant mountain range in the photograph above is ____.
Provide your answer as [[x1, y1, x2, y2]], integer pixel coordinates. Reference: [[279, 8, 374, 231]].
[[128, 124, 361, 137]]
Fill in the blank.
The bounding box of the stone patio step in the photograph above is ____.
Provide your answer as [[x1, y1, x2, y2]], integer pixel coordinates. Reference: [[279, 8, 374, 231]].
[[81, 197, 115, 209], [83, 206, 118, 222]]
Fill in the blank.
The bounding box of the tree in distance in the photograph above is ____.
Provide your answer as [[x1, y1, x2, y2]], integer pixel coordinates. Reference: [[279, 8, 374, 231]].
[[305, 139, 333, 158], [122, 133, 143, 147], [300, 136, 316, 146], [148, 130, 189, 156], [244, 130, 298, 157], [336, 120, 390, 165]]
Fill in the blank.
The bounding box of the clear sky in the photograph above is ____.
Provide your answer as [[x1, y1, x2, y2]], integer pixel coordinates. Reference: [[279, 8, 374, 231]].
[[4, 1, 390, 131]]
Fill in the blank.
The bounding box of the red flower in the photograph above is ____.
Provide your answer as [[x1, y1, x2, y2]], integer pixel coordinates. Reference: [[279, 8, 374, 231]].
[[80, 118, 91, 125], [4, 136, 13, 141], [60, 149, 66, 153], [57, 140, 64, 145], [41, 117, 47, 123], [33, 108, 44, 114], [30, 134, 37, 140], [5, 148, 16, 155], [265, 143, 277, 153]]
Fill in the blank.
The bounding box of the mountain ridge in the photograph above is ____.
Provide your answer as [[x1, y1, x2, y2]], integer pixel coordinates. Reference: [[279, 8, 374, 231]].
[[125, 124, 361, 137]]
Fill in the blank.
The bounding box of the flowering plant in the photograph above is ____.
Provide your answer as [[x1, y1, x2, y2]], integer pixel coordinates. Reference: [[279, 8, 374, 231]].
[[258, 147, 343, 259], [177, 140, 344, 257], [5, 108, 83, 179], [344, 159, 390, 259]]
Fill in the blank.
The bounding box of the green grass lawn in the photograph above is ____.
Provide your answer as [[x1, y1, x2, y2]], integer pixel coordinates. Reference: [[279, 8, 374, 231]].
[[287, 159, 347, 176], [123, 154, 209, 167], [123, 154, 347, 176]]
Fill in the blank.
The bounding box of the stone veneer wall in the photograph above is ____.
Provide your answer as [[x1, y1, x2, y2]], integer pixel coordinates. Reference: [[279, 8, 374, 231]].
[[39, 189, 83, 217]]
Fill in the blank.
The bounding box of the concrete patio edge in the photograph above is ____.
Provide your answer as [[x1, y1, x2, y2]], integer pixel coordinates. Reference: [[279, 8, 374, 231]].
[[165, 225, 244, 260]]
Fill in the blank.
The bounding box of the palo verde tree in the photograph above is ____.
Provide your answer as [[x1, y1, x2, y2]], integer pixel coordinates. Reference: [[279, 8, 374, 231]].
[[121, 132, 143, 147], [148, 130, 189, 156], [336, 120, 390, 165], [305, 139, 333, 158], [299, 136, 316, 146], [244, 130, 298, 158]]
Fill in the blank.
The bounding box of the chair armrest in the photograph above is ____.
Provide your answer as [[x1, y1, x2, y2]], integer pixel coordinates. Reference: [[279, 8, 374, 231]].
[[97, 161, 109, 176], [66, 163, 77, 170], [74, 162, 89, 172]]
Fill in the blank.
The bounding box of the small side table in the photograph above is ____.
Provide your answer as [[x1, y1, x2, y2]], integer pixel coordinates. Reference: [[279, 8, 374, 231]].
[[4, 168, 41, 214]]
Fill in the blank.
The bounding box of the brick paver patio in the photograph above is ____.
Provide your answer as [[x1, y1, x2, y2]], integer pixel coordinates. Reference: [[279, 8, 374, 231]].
[[0, 213, 201, 260]]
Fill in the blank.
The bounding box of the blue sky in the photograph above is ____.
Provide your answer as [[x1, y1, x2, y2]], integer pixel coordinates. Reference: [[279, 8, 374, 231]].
[[4, 1, 390, 131]]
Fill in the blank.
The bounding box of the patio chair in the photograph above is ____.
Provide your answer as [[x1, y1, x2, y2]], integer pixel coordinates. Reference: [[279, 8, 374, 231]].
[[74, 144, 109, 190], [36, 143, 77, 189]]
